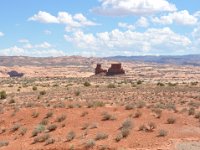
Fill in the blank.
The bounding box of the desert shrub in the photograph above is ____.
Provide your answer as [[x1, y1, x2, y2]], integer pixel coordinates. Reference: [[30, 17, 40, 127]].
[[167, 117, 176, 124], [81, 123, 89, 130], [136, 101, 146, 108], [158, 129, 168, 137], [32, 86, 37, 91], [133, 110, 142, 118], [107, 83, 116, 88], [0, 141, 9, 147], [137, 80, 143, 85], [138, 124, 147, 131], [188, 107, 195, 115], [152, 108, 162, 118], [125, 104, 134, 110], [32, 124, 45, 137], [45, 111, 53, 119], [145, 122, 156, 132], [32, 111, 39, 118], [166, 103, 176, 111], [157, 82, 165, 86], [168, 82, 177, 86], [10, 124, 21, 132], [95, 132, 108, 141], [188, 101, 200, 108], [55, 114, 66, 122], [81, 111, 88, 117], [66, 131, 76, 142], [47, 124, 57, 132], [89, 123, 98, 129], [121, 128, 131, 138], [39, 90, 46, 95], [40, 119, 48, 126], [74, 90, 80, 96], [85, 139, 95, 148], [8, 99, 15, 104], [19, 127, 27, 136], [195, 112, 200, 119], [87, 101, 105, 108], [33, 134, 49, 144], [115, 133, 123, 142], [101, 112, 116, 121], [119, 119, 133, 130], [45, 138, 55, 145], [0, 91, 7, 100], [84, 81, 91, 87]]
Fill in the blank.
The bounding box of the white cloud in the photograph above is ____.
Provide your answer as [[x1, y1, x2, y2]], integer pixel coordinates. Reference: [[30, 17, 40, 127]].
[[0, 42, 65, 57], [152, 10, 198, 25], [136, 17, 149, 27], [44, 30, 52, 35], [35, 42, 52, 49], [64, 27, 191, 55], [93, 0, 177, 16], [18, 39, 29, 43], [29, 11, 98, 32], [0, 32, 4, 37], [118, 22, 135, 30], [28, 11, 59, 23]]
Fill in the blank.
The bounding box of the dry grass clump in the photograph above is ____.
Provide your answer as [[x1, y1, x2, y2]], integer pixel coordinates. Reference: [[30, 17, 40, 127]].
[[44, 111, 53, 119], [125, 103, 135, 110], [139, 122, 156, 132], [47, 124, 57, 132], [85, 139, 95, 148], [101, 112, 116, 121], [188, 107, 195, 115], [32, 124, 45, 137], [167, 117, 176, 124], [115, 119, 133, 142], [152, 108, 162, 118], [95, 132, 108, 141], [55, 114, 66, 122], [19, 127, 27, 136], [66, 131, 76, 142], [33, 134, 50, 144], [0, 141, 9, 147], [158, 129, 168, 137], [32, 111, 39, 118], [10, 124, 21, 132]]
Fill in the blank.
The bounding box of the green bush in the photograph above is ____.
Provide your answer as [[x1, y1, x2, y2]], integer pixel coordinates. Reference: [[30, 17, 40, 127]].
[[0, 91, 7, 100], [84, 81, 91, 87], [32, 86, 37, 91]]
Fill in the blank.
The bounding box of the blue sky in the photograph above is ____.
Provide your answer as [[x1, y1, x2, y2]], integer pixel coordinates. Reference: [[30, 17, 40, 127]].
[[0, 0, 200, 57]]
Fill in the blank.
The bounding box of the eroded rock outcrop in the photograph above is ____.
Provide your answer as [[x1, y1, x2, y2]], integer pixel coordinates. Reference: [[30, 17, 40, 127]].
[[107, 63, 125, 76], [95, 63, 125, 76], [95, 64, 107, 75]]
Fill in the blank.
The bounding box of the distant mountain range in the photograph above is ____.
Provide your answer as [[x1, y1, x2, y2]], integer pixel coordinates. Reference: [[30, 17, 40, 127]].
[[1, 55, 200, 67], [106, 55, 200, 66]]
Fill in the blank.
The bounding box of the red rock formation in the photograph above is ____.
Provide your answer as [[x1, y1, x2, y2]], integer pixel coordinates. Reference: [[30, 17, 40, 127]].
[[107, 63, 125, 76], [95, 64, 107, 75]]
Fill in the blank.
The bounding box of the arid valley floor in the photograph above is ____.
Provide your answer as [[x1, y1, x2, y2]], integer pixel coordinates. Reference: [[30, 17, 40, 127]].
[[0, 56, 200, 150]]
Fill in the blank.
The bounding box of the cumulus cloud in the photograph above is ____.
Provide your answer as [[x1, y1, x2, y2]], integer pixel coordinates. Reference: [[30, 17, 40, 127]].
[[29, 11, 98, 32], [0, 41, 65, 57], [152, 10, 198, 25], [118, 22, 135, 30], [29, 11, 59, 23], [0, 32, 4, 37], [64, 27, 191, 55], [136, 17, 149, 27], [93, 0, 177, 16]]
